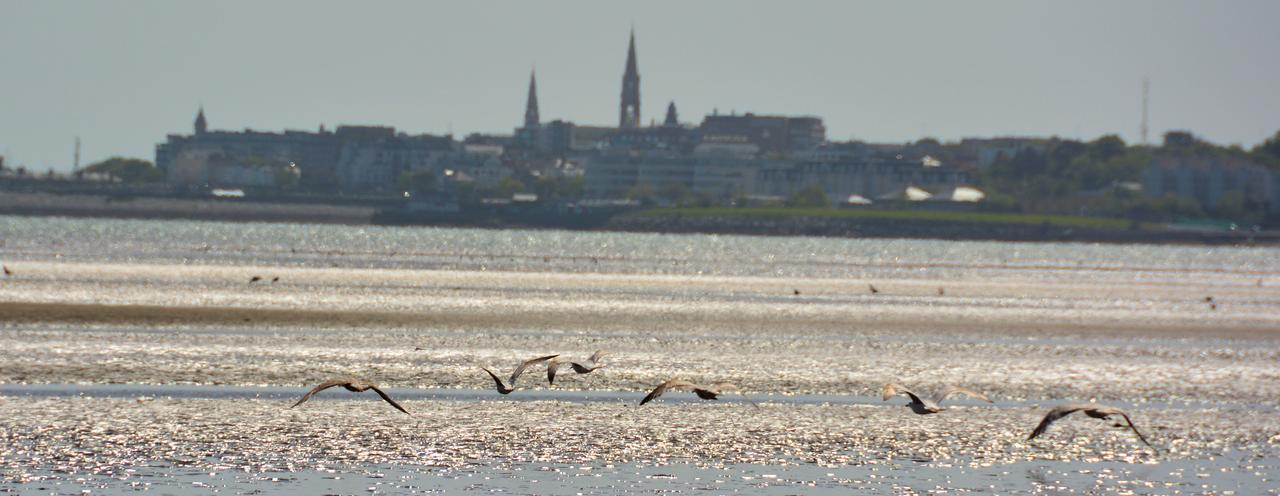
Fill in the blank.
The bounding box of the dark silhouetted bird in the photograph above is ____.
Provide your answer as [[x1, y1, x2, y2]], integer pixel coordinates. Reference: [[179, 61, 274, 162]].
[[482, 354, 560, 394], [249, 276, 262, 283], [882, 383, 991, 414], [290, 378, 409, 415], [640, 378, 757, 407], [547, 350, 608, 385], [1028, 403, 1154, 450], [869, 284, 879, 294]]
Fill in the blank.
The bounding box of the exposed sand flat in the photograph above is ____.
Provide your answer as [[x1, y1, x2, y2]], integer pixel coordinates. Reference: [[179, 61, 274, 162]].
[[3, 219, 1280, 493], [3, 261, 1280, 405], [1, 396, 1273, 472], [3, 261, 1279, 337]]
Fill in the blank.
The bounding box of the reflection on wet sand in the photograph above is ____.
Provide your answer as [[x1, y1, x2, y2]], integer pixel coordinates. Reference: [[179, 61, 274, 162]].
[[2, 217, 1279, 493]]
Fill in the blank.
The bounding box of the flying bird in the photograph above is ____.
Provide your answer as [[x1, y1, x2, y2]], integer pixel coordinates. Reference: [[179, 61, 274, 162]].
[[639, 378, 757, 407], [547, 350, 608, 385], [881, 383, 991, 415], [1028, 403, 1154, 450], [869, 284, 879, 294], [271, 276, 279, 283], [290, 378, 409, 415], [2, 265, 11, 276], [249, 276, 262, 283], [481, 354, 560, 394]]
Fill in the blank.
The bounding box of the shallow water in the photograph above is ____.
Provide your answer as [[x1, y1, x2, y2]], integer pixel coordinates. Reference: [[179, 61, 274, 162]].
[[2, 215, 1279, 494]]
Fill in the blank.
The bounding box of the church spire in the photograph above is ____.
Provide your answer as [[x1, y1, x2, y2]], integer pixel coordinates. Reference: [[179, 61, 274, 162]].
[[194, 106, 207, 135], [619, 28, 641, 129], [664, 101, 679, 127], [524, 69, 540, 129]]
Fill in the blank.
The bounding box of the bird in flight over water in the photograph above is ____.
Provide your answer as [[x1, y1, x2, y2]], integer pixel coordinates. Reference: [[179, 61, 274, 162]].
[[1028, 403, 1155, 451], [290, 378, 410, 415], [640, 378, 758, 407], [547, 350, 608, 385], [482, 354, 560, 394], [881, 383, 992, 414]]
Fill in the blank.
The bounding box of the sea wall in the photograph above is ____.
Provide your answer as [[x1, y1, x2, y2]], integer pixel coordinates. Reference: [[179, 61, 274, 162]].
[[0, 192, 374, 224], [605, 213, 1274, 245]]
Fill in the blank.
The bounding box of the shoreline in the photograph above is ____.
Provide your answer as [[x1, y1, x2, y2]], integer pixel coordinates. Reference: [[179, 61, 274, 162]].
[[0, 190, 1272, 245], [3, 300, 1277, 340]]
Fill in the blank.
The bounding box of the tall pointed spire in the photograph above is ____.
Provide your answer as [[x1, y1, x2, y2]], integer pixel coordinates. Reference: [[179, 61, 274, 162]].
[[194, 106, 207, 135], [664, 101, 679, 127], [619, 28, 641, 129], [524, 69, 540, 129]]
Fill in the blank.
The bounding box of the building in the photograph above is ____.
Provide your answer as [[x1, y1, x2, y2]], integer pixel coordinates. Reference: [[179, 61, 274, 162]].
[[513, 70, 542, 150], [698, 112, 825, 156], [158, 108, 454, 193], [958, 137, 1048, 169], [582, 151, 765, 202], [1141, 155, 1276, 213], [334, 128, 454, 193], [619, 30, 641, 129], [756, 157, 970, 205]]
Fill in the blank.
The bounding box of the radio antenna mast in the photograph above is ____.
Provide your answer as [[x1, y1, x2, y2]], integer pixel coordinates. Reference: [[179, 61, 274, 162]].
[[1140, 77, 1150, 145]]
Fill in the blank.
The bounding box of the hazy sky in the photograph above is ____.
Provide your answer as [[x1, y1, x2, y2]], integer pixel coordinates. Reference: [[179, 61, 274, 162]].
[[2, 0, 1279, 172]]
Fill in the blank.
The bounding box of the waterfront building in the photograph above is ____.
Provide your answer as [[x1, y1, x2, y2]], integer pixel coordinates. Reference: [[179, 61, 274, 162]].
[[158, 108, 453, 192], [583, 151, 767, 202], [1141, 156, 1276, 213], [755, 157, 970, 206], [698, 112, 825, 156]]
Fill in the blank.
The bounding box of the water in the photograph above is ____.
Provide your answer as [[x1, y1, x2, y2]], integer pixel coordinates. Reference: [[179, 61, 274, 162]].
[[2, 215, 1279, 494]]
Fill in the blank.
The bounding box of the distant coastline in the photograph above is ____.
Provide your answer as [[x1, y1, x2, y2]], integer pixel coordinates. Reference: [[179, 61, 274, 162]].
[[1, 191, 1272, 246]]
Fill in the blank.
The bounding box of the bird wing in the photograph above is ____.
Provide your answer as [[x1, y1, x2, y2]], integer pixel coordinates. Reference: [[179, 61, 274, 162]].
[[936, 386, 992, 405], [369, 385, 411, 415], [510, 354, 560, 386], [480, 367, 508, 392], [587, 350, 609, 364], [1028, 404, 1088, 440], [881, 383, 924, 405], [1110, 411, 1155, 450], [290, 379, 350, 409], [640, 379, 696, 405], [546, 359, 564, 385]]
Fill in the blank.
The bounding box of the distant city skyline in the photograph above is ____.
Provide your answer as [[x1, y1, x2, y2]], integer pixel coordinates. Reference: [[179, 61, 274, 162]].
[[2, 0, 1279, 172]]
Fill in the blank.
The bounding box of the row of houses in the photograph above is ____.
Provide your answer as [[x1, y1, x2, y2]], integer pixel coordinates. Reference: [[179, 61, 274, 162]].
[[156, 110, 1279, 215]]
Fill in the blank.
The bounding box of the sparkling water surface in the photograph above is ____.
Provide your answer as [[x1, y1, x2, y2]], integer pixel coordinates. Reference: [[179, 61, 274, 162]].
[[2, 215, 1279, 494]]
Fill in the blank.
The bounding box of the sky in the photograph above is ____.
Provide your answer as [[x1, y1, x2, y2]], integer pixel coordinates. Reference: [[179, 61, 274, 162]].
[[2, 0, 1279, 172]]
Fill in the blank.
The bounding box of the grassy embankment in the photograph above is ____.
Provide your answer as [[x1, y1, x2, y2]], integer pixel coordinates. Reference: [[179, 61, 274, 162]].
[[632, 207, 1148, 230]]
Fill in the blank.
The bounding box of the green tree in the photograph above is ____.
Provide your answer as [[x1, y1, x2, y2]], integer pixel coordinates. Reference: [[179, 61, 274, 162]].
[[786, 186, 829, 208], [1214, 191, 1249, 221], [625, 182, 657, 205], [82, 157, 163, 183], [1089, 135, 1126, 161], [495, 176, 526, 198], [1253, 130, 1280, 170], [397, 170, 437, 193], [533, 175, 585, 201]]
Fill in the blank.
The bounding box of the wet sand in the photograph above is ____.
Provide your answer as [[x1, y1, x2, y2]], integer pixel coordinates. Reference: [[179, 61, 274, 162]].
[[3, 253, 1280, 493]]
